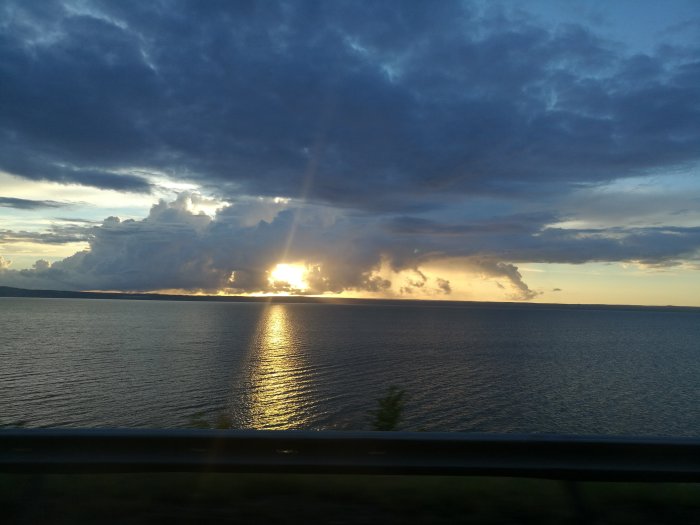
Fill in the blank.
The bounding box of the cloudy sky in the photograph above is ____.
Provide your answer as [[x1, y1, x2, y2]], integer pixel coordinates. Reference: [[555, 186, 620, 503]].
[[1, 0, 699, 305]]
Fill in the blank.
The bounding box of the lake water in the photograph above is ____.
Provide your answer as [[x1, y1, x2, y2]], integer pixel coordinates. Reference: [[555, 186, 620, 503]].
[[2, 297, 700, 436]]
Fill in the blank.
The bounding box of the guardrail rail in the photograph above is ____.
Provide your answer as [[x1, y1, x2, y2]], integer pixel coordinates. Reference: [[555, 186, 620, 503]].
[[2, 430, 700, 481]]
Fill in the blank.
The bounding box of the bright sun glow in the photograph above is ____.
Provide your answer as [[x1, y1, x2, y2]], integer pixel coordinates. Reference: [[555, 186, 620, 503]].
[[269, 263, 308, 291]]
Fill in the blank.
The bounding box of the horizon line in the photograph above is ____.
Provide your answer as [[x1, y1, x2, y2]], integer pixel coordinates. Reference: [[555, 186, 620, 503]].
[[1, 285, 698, 311]]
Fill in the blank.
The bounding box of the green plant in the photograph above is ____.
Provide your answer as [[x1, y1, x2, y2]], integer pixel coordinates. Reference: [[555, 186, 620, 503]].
[[371, 385, 406, 431]]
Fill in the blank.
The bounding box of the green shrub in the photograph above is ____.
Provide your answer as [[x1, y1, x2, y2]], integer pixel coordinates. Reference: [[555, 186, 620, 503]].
[[371, 386, 406, 431]]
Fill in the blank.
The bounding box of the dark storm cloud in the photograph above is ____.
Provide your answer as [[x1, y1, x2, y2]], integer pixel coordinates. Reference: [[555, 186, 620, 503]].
[[384, 216, 700, 269], [520, 226, 700, 266], [0, 153, 154, 192], [1, 0, 699, 203], [387, 213, 555, 236]]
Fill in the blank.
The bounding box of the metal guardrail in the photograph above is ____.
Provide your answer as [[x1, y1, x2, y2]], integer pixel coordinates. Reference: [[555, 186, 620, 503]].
[[1, 429, 700, 481]]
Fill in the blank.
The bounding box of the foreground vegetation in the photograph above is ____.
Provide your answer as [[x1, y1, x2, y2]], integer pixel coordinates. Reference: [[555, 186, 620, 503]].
[[3, 472, 700, 524]]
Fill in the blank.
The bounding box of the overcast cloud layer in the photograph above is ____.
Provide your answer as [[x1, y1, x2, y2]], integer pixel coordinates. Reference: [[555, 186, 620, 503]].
[[1, 0, 699, 298]]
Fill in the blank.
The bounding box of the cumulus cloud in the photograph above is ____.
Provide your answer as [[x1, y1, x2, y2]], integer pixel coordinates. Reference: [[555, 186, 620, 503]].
[[2, 192, 698, 297], [31, 259, 51, 271], [463, 259, 540, 301], [436, 278, 451, 295]]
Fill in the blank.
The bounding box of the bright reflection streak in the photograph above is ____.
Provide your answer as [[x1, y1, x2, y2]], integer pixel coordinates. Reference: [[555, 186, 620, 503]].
[[246, 304, 312, 429]]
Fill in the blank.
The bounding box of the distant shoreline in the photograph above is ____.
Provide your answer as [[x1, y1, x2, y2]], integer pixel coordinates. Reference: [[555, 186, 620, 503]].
[[1, 285, 698, 313]]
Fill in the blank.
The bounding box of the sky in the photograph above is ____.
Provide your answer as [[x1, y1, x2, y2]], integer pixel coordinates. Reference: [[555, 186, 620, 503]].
[[1, 0, 699, 305]]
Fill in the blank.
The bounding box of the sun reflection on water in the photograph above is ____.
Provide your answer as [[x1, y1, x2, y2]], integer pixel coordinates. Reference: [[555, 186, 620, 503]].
[[246, 304, 312, 429]]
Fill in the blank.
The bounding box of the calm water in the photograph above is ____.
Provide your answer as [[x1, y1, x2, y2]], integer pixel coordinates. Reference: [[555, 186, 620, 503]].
[[2, 297, 700, 436]]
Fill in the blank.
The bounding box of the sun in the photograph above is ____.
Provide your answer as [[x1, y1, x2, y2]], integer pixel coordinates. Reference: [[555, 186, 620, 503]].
[[269, 263, 308, 291]]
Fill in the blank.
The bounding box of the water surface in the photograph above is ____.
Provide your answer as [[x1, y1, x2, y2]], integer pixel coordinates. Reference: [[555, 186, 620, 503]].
[[2, 297, 700, 436]]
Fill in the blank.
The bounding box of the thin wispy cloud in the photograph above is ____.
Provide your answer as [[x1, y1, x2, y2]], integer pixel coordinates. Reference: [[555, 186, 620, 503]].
[[0, 197, 69, 209]]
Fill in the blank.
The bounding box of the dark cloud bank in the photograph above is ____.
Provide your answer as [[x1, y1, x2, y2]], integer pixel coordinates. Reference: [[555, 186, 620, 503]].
[[1, 1, 699, 297]]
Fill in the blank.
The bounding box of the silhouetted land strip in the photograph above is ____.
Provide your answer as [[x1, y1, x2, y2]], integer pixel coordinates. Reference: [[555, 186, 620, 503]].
[[1, 285, 698, 313]]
